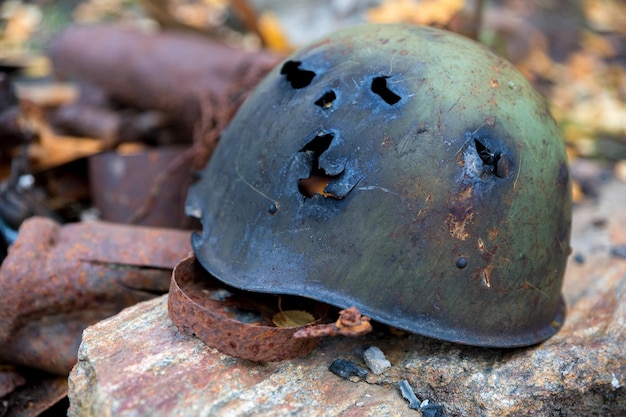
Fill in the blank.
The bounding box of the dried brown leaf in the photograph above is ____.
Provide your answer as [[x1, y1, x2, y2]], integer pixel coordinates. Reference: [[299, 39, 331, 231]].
[[272, 310, 315, 328]]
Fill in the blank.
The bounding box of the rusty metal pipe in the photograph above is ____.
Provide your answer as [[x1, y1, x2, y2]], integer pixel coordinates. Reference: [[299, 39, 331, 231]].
[[48, 25, 281, 136], [0, 217, 191, 375]]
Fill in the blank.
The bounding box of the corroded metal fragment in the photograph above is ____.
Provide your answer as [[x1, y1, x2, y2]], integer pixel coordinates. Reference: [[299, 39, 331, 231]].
[[168, 256, 326, 362], [0, 217, 190, 375], [48, 25, 281, 137], [89, 147, 196, 228], [293, 306, 372, 339]]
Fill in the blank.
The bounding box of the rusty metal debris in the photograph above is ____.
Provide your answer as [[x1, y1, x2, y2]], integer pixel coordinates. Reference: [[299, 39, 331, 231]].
[[48, 25, 281, 142], [0, 217, 191, 375], [0, 365, 25, 398], [41, 25, 282, 230], [89, 147, 197, 228], [168, 256, 327, 362], [51, 103, 169, 149], [0, 146, 59, 236], [0, 369, 68, 417], [0, 73, 27, 150], [292, 306, 372, 339]]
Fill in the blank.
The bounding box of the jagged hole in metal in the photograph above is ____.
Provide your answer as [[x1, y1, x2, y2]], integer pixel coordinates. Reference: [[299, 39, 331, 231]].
[[297, 133, 339, 198], [280, 60, 316, 89], [371, 76, 401, 105], [474, 138, 502, 176], [314, 90, 337, 108]]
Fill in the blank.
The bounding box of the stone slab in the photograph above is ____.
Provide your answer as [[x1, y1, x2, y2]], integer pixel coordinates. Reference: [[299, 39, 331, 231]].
[[68, 179, 626, 417]]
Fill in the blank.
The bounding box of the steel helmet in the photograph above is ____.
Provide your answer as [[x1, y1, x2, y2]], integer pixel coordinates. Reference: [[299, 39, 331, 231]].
[[186, 24, 571, 347]]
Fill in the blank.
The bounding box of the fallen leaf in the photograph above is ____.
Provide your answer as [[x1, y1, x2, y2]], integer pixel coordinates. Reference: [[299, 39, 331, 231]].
[[257, 11, 292, 53], [272, 310, 315, 328], [368, 0, 464, 26]]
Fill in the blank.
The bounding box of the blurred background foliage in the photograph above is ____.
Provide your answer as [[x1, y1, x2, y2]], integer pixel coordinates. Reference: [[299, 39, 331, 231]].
[[0, 3, 624, 414], [1, 0, 625, 189]]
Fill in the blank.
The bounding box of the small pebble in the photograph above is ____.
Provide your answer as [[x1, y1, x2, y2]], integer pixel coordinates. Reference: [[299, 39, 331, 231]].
[[611, 245, 626, 259], [612, 373, 622, 389], [363, 346, 392, 375], [421, 403, 446, 417], [614, 159, 626, 183], [398, 379, 420, 410], [591, 217, 607, 228], [329, 358, 368, 382]]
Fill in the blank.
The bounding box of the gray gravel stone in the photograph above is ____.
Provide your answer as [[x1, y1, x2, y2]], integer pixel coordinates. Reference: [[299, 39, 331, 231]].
[[364, 346, 392, 375]]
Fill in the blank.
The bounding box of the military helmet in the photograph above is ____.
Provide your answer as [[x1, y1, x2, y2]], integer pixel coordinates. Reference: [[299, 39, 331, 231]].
[[186, 24, 571, 347]]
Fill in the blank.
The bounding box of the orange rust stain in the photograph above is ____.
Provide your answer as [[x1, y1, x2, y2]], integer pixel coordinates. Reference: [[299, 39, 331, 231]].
[[488, 227, 500, 241], [490, 78, 500, 88], [447, 212, 474, 240], [381, 135, 394, 150], [455, 149, 466, 166], [455, 186, 473, 203], [446, 186, 474, 241]]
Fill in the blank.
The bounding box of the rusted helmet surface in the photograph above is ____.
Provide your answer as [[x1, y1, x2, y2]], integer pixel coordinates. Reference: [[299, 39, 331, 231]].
[[186, 24, 571, 347]]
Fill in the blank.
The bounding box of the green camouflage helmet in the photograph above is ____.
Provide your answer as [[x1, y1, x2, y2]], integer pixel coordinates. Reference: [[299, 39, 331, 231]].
[[186, 24, 572, 347]]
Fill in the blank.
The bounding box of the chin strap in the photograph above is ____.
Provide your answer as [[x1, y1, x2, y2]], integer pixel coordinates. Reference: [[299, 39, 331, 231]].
[[168, 256, 329, 362]]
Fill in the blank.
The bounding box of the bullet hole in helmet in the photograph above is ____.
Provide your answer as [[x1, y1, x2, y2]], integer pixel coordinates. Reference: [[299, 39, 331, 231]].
[[474, 138, 498, 167], [371, 76, 401, 105], [298, 133, 341, 198], [281, 60, 316, 89], [314, 90, 336, 109], [473, 138, 511, 178], [300, 132, 334, 155]]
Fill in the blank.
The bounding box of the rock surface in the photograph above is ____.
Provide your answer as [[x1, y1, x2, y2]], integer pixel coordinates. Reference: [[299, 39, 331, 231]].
[[68, 179, 626, 417]]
